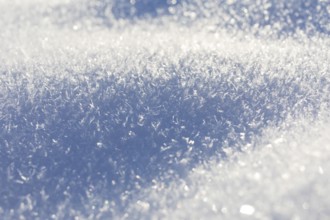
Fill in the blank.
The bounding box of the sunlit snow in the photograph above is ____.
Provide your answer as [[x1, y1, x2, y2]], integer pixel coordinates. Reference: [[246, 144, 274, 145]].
[[0, 0, 329, 219]]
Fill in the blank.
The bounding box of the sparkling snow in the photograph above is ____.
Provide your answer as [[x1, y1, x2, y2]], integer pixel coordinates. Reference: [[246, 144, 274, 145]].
[[0, 0, 329, 219]]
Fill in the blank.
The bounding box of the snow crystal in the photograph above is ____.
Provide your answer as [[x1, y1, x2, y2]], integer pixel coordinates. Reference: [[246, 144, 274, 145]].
[[0, 0, 329, 219], [240, 204, 255, 215]]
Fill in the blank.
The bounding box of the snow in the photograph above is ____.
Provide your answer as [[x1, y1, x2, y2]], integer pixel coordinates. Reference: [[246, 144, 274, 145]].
[[0, 0, 329, 219], [123, 114, 330, 220]]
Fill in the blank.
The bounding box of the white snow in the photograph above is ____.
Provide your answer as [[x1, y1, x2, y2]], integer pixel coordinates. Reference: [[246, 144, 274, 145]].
[[0, 0, 329, 219]]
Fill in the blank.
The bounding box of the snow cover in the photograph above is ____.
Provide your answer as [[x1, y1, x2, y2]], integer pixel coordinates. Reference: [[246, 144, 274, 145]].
[[0, 0, 329, 219]]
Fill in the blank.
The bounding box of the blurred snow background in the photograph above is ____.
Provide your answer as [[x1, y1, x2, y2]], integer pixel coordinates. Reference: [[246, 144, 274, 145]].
[[0, 0, 329, 219]]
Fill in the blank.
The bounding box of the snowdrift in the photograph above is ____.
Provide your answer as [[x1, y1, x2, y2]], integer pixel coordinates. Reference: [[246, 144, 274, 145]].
[[0, 0, 329, 219]]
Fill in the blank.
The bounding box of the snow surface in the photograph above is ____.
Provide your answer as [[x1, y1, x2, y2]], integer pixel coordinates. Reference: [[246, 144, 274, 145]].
[[0, 0, 329, 219]]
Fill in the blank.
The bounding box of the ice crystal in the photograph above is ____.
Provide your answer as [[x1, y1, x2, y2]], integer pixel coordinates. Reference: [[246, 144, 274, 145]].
[[0, 0, 329, 219]]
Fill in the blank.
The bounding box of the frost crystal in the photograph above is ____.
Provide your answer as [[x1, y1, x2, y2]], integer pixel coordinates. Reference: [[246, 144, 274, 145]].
[[0, 0, 329, 219]]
